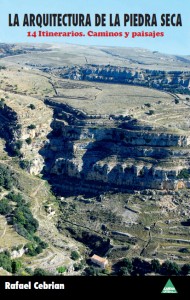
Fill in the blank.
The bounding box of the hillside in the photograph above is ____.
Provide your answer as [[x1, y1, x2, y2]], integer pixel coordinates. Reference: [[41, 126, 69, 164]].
[[0, 43, 190, 276]]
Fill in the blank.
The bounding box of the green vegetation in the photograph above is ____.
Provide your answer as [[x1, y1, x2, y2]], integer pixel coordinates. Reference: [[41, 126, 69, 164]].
[[66, 227, 110, 256], [28, 104, 36, 110], [11, 260, 22, 274], [11, 140, 23, 157], [175, 99, 179, 104], [0, 98, 5, 109], [19, 160, 30, 170], [6, 192, 39, 240], [118, 258, 133, 275], [111, 257, 187, 276], [0, 164, 18, 190], [0, 251, 22, 274], [148, 110, 155, 115], [71, 250, 80, 261], [151, 259, 161, 273], [0, 251, 12, 273], [144, 103, 151, 108], [177, 169, 190, 179], [25, 236, 48, 256], [0, 199, 11, 215], [0, 191, 48, 256], [57, 266, 67, 274], [181, 264, 190, 275], [33, 268, 51, 276], [27, 124, 36, 130], [161, 260, 180, 276], [13, 205, 39, 238], [7, 192, 24, 205], [25, 137, 32, 145], [74, 262, 84, 271]]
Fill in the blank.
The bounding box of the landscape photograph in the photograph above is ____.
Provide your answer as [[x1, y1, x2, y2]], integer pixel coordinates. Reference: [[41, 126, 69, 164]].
[[0, 43, 190, 277]]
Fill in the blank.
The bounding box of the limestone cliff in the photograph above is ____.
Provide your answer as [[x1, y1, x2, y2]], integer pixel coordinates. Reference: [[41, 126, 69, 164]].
[[45, 65, 190, 94], [42, 99, 190, 193]]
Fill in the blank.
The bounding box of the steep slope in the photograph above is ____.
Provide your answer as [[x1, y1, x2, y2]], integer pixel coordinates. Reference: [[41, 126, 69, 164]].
[[0, 43, 190, 271]]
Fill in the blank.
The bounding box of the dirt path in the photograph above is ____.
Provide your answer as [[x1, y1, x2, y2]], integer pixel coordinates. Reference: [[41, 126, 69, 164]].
[[29, 179, 80, 272], [30, 181, 45, 198], [0, 222, 7, 238]]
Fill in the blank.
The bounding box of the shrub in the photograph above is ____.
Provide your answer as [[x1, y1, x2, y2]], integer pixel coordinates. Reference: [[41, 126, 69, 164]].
[[83, 266, 98, 276], [11, 260, 22, 274], [161, 260, 180, 276], [25, 137, 32, 145], [0, 99, 5, 109], [148, 110, 155, 115], [24, 237, 48, 257], [57, 266, 67, 274], [6, 192, 24, 205], [35, 246, 43, 254], [151, 259, 161, 273], [33, 268, 50, 276], [71, 250, 80, 261], [10, 140, 23, 157], [27, 124, 36, 130], [74, 263, 84, 271], [181, 264, 190, 275], [175, 99, 179, 104], [19, 160, 30, 170], [144, 103, 151, 108], [13, 205, 39, 236], [177, 169, 190, 179], [15, 140, 23, 150], [0, 251, 12, 273], [0, 199, 12, 215], [0, 165, 17, 190], [28, 104, 36, 110]]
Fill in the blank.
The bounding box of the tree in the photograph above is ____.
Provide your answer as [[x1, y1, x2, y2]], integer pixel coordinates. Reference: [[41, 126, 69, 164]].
[[33, 268, 49, 276], [132, 257, 151, 275], [27, 124, 36, 130], [161, 260, 180, 276], [83, 266, 98, 276], [71, 250, 80, 261], [119, 266, 130, 276], [175, 99, 179, 104], [0, 251, 12, 273], [7, 192, 24, 205], [19, 160, 30, 170], [57, 266, 67, 274], [151, 259, 161, 273], [35, 246, 43, 255], [121, 258, 133, 274], [28, 104, 36, 110], [149, 110, 155, 115], [145, 103, 151, 108], [25, 137, 32, 145], [177, 169, 190, 179], [0, 199, 12, 215], [181, 264, 190, 275], [11, 260, 22, 274]]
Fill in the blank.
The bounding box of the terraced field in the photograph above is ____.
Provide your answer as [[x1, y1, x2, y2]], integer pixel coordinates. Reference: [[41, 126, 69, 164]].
[[0, 43, 190, 275]]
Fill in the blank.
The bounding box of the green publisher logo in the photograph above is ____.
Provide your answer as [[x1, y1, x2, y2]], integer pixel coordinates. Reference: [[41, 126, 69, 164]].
[[161, 279, 177, 294]]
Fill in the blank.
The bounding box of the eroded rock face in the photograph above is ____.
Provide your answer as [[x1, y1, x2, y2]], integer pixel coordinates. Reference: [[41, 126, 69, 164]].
[[0, 96, 53, 175], [42, 100, 190, 192], [51, 65, 190, 94]]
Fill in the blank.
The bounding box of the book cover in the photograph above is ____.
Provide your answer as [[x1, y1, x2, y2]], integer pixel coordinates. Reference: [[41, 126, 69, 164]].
[[0, 0, 189, 297]]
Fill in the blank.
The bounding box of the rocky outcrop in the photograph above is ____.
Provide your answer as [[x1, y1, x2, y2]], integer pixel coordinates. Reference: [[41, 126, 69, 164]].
[[46, 65, 190, 94], [0, 94, 53, 175], [0, 102, 22, 155], [42, 100, 190, 193]]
